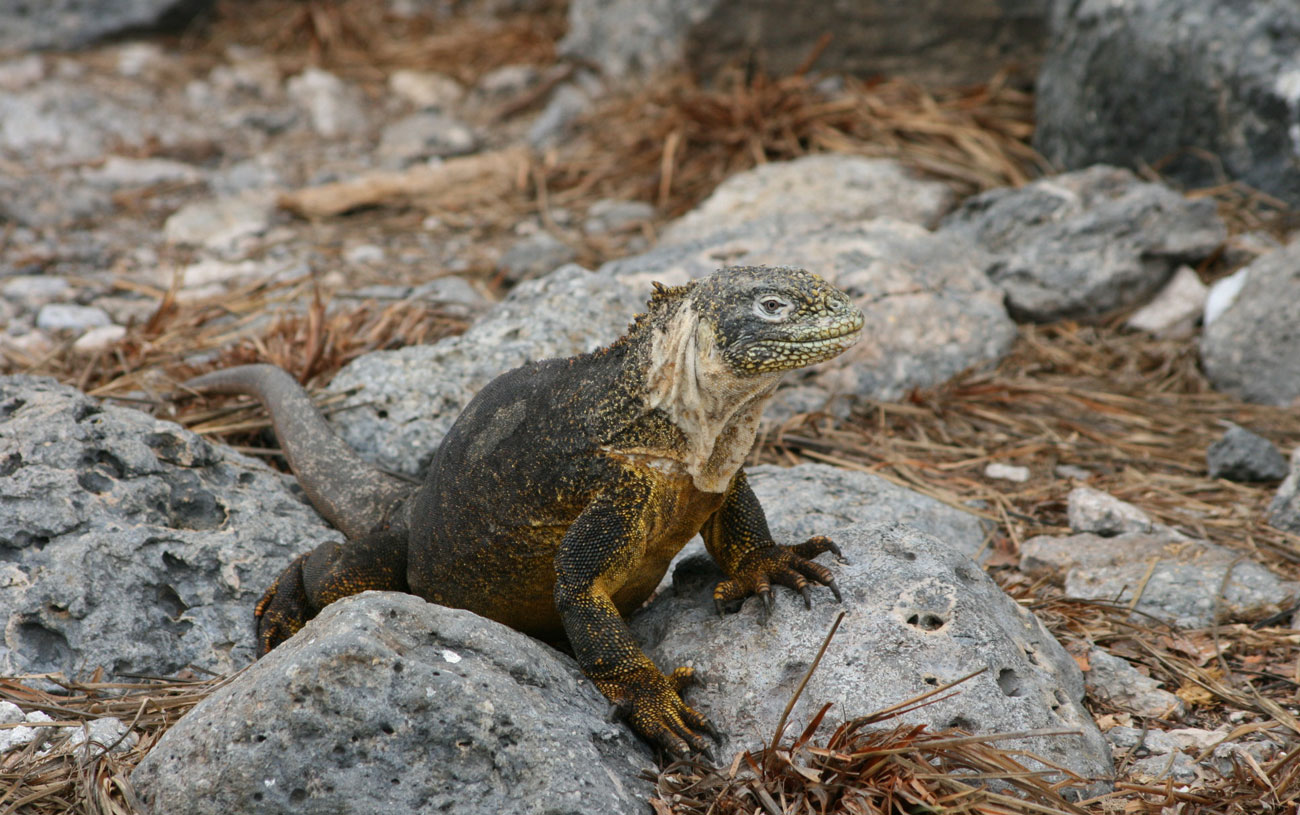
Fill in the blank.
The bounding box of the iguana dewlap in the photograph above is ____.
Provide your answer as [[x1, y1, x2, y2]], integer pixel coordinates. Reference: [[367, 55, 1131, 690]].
[[184, 265, 864, 755]]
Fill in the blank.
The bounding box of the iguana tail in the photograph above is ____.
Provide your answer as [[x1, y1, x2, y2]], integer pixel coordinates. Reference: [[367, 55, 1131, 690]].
[[182, 364, 412, 540]]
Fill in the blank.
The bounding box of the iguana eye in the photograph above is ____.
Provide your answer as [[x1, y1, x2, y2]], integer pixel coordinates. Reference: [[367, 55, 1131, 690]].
[[755, 295, 791, 320]]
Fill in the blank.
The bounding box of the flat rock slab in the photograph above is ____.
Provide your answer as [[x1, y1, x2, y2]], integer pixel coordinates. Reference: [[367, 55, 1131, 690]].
[[1200, 240, 1300, 407], [633, 522, 1112, 792], [939, 165, 1224, 322], [1020, 531, 1299, 628], [132, 592, 655, 815], [0, 376, 338, 680]]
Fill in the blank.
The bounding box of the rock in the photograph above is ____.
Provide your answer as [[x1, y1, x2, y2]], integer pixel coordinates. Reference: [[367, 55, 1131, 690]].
[[1200, 241, 1300, 406], [1066, 487, 1154, 536], [387, 69, 465, 109], [0, 55, 46, 90], [164, 195, 275, 250], [1036, 0, 1300, 207], [285, 68, 368, 139], [377, 111, 479, 164], [1203, 266, 1249, 328], [409, 276, 489, 312], [659, 156, 955, 246], [497, 232, 579, 283], [0, 376, 342, 680], [561, 0, 1049, 87], [1206, 424, 1289, 482], [939, 166, 1226, 321], [985, 462, 1030, 482], [132, 592, 655, 815], [1085, 648, 1184, 719], [35, 303, 112, 333], [343, 244, 386, 266], [526, 82, 595, 148], [0, 706, 53, 753], [0, 0, 212, 52], [1055, 464, 1092, 481], [1020, 528, 1299, 628], [634, 522, 1112, 791], [583, 198, 656, 236], [475, 64, 540, 98], [82, 155, 204, 188], [67, 716, 138, 757], [746, 463, 989, 559], [3, 274, 70, 306], [71, 324, 127, 354], [1125, 265, 1206, 339], [1270, 448, 1300, 535]]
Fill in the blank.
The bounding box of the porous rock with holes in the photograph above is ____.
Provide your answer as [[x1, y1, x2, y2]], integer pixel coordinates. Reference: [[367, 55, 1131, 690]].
[[633, 522, 1113, 794], [132, 592, 655, 815], [0, 375, 340, 681]]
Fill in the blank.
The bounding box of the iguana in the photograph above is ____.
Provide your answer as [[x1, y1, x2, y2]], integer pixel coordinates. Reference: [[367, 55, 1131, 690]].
[[184, 265, 864, 755]]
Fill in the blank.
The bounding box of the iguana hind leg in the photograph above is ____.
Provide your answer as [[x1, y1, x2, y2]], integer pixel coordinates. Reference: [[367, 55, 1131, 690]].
[[255, 526, 411, 654]]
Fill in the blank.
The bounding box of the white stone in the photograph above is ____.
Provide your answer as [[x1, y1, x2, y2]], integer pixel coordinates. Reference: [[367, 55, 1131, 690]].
[[72, 325, 127, 354], [985, 462, 1030, 482], [176, 258, 265, 288], [345, 244, 386, 265], [35, 304, 112, 333], [83, 155, 203, 188], [164, 195, 274, 250], [388, 70, 464, 108], [2, 275, 70, 303], [66, 717, 138, 757], [1067, 486, 1154, 535], [1126, 265, 1207, 338], [286, 68, 368, 138], [1204, 266, 1249, 327]]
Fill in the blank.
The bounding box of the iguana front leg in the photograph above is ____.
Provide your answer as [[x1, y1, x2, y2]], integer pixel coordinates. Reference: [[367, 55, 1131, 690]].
[[554, 474, 716, 756], [701, 469, 843, 615]]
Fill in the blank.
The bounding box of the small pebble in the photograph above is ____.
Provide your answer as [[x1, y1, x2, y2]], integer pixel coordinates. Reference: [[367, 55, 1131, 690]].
[[35, 304, 112, 333], [73, 325, 127, 354], [984, 462, 1030, 482]]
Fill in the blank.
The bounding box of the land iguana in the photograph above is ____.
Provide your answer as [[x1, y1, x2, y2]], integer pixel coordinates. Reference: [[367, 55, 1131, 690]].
[[183, 265, 864, 755]]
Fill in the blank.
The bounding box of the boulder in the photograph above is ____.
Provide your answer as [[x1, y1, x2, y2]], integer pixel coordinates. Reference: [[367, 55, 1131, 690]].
[[1200, 241, 1300, 407], [0, 0, 212, 52], [561, 0, 1049, 86], [0, 376, 339, 680], [1035, 0, 1300, 206], [634, 522, 1113, 792], [938, 166, 1225, 321], [132, 592, 655, 815]]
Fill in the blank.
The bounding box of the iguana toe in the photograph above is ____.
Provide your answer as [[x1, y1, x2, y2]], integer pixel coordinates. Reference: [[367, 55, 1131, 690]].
[[253, 553, 314, 656], [712, 539, 843, 617], [597, 668, 716, 757]]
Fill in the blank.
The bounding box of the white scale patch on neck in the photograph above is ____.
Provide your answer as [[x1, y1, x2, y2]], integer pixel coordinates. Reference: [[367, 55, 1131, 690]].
[[643, 303, 783, 493]]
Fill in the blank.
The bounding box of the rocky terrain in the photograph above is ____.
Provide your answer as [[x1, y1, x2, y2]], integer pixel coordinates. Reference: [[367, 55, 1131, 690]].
[[2, 1, 1300, 814]]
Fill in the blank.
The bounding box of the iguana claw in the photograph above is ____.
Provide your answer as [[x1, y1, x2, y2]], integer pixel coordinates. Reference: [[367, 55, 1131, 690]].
[[711, 536, 843, 619]]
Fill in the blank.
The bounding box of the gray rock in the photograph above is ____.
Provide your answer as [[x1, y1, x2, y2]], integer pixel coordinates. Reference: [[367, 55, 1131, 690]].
[[163, 194, 275, 250], [659, 156, 955, 246], [0, 705, 53, 753], [1270, 448, 1300, 535], [1020, 529, 1299, 628], [377, 111, 479, 164], [285, 68, 368, 139], [747, 463, 989, 559], [34, 303, 112, 333], [1206, 424, 1289, 482], [634, 522, 1112, 791], [583, 198, 656, 236], [0, 376, 341, 680], [0, 0, 211, 51], [497, 232, 579, 283], [561, 0, 1048, 87], [387, 69, 465, 109], [939, 166, 1225, 321], [527, 82, 595, 149], [132, 592, 654, 815], [1125, 265, 1205, 339], [81, 155, 204, 188], [67, 716, 138, 757], [1066, 487, 1155, 536], [1085, 648, 1184, 719], [3, 274, 70, 306], [329, 215, 1013, 474], [1036, 0, 1300, 206], [1200, 241, 1300, 406]]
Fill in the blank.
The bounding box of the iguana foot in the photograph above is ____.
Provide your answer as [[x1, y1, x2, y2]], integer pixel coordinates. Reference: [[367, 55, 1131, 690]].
[[595, 666, 718, 757], [254, 553, 314, 655], [713, 536, 843, 616]]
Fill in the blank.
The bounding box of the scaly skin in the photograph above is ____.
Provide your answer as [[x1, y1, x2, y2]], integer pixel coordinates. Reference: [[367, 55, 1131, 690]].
[[183, 265, 864, 756]]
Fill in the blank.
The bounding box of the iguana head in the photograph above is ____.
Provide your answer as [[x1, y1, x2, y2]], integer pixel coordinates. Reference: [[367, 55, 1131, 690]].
[[683, 265, 864, 375]]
